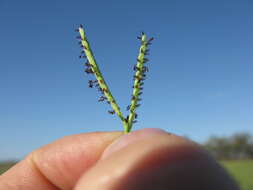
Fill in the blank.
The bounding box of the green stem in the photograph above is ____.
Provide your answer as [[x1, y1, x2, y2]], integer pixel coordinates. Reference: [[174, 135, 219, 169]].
[[79, 27, 128, 132], [127, 34, 148, 132]]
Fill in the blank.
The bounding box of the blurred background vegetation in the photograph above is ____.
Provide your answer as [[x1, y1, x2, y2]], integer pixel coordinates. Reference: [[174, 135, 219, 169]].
[[204, 132, 253, 160], [203, 132, 253, 190]]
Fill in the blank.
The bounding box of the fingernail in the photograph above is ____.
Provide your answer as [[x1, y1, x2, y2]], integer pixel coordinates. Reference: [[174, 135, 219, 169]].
[[101, 128, 169, 160]]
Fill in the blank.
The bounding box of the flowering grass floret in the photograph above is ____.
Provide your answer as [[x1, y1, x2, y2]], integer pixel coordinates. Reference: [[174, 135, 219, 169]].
[[76, 25, 153, 133]]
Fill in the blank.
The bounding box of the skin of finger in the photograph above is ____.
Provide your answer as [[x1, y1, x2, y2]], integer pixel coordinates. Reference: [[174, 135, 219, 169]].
[[0, 131, 122, 190], [0, 158, 60, 190], [74, 134, 239, 190]]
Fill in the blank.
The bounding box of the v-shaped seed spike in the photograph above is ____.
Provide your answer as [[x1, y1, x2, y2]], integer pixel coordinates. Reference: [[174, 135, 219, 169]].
[[76, 26, 153, 133]]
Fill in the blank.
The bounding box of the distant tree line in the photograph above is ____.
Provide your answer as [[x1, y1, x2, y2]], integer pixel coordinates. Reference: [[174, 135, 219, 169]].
[[203, 132, 253, 160]]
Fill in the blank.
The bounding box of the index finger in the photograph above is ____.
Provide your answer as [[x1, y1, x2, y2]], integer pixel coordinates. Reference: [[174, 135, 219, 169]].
[[0, 131, 122, 190]]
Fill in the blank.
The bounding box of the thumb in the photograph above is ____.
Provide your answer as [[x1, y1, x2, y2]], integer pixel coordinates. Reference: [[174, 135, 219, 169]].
[[74, 128, 239, 190]]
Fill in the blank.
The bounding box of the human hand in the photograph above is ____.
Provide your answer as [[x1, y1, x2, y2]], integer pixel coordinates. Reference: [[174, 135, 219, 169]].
[[0, 128, 239, 190]]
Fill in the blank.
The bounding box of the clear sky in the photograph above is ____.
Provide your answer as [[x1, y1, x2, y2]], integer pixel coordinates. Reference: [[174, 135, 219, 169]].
[[0, 0, 252, 160]]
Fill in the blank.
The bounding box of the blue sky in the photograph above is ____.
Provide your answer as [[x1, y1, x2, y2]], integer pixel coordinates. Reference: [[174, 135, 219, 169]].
[[0, 0, 252, 160]]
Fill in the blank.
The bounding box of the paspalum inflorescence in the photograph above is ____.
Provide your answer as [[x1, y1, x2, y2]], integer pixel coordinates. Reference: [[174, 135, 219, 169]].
[[76, 24, 153, 133]]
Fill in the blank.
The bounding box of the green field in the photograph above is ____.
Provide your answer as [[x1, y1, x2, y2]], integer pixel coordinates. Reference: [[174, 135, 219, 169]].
[[222, 160, 253, 190], [0, 162, 16, 175], [0, 160, 252, 189]]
